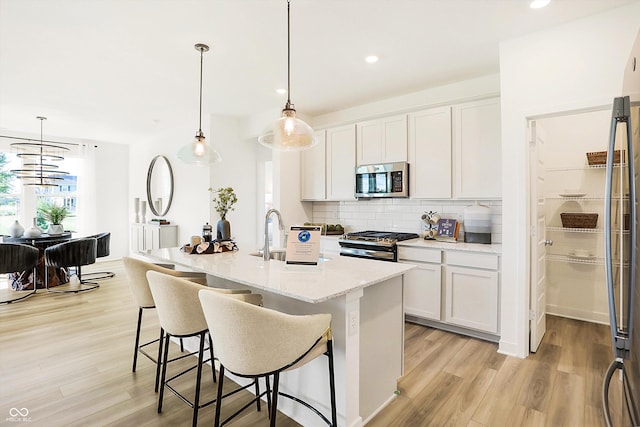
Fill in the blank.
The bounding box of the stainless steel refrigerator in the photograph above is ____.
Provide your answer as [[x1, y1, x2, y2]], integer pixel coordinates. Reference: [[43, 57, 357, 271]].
[[603, 30, 640, 427]]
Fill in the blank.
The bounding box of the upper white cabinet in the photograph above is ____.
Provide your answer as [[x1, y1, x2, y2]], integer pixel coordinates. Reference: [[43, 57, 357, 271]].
[[300, 130, 327, 201], [408, 107, 452, 199], [356, 114, 407, 166], [326, 124, 356, 200], [452, 98, 502, 199]]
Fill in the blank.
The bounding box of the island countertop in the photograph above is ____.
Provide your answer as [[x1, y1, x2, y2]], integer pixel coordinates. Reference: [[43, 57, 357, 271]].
[[145, 247, 414, 304]]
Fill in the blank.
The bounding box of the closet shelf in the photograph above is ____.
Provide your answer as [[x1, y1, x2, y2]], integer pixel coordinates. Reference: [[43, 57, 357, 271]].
[[546, 163, 627, 172], [547, 254, 628, 267], [546, 226, 629, 234]]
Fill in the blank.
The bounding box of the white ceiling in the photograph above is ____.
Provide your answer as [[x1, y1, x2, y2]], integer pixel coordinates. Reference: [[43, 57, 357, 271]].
[[0, 0, 636, 144]]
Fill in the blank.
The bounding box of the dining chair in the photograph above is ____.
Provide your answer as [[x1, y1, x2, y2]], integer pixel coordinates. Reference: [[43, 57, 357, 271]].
[[82, 232, 114, 281], [44, 237, 98, 293], [198, 289, 337, 427], [0, 243, 40, 304], [147, 270, 264, 427]]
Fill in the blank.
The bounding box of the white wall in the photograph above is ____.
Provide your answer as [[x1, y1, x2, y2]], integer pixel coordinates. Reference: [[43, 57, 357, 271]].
[[499, 1, 640, 357], [128, 121, 210, 250], [209, 115, 261, 250], [93, 141, 129, 259]]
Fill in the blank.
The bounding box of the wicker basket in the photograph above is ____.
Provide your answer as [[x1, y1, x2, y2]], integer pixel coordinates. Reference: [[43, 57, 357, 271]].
[[586, 150, 624, 166], [560, 213, 598, 229]]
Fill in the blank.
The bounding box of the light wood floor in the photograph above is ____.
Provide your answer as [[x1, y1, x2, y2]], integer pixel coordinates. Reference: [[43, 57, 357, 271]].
[[0, 259, 623, 426]]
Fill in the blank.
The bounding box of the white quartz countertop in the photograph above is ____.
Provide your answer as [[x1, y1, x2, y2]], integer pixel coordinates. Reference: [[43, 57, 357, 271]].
[[145, 247, 414, 304], [398, 238, 502, 254]]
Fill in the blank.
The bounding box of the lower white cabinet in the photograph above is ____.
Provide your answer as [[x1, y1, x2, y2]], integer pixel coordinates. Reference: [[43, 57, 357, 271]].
[[399, 245, 500, 337], [403, 261, 442, 320], [444, 265, 499, 333], [131, 223, 178, 252]]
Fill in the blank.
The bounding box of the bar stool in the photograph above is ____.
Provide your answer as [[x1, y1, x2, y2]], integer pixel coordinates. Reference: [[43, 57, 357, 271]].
[[198, 289, 337, 427], [0, 243, 40, 304], [44, 237, 98, 293], [147, 270, 263, 427], [123, 256, 247, 392]]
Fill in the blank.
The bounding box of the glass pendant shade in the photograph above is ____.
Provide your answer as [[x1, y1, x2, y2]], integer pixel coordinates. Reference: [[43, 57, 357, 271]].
[[258, 108, 316, 151], [177, 133, 221, 166], [258, 0, 315, 152]]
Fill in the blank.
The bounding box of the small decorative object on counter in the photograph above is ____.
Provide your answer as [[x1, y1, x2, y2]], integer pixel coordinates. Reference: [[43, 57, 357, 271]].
[[9, 219, 24, 238], [421, 211, 440, 240], [463, 202, 492, 244], [210, 187, 237, 241], [202, 222, 213, 242], [181, 239, 238, 254], [436, 219, 460, 242]]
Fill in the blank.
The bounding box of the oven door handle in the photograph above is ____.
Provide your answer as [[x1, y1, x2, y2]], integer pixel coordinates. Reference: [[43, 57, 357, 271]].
[[340, 247, 396, 261]]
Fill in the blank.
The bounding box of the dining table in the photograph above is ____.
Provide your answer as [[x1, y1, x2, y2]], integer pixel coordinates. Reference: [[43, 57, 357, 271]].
[[3, 232, 73, 290]]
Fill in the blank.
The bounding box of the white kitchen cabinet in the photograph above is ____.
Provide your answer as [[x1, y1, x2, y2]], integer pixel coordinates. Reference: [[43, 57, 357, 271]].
[[300, 130, 327, 200], [452, 98, 502, 199], [356, 114, 407, 166], [408, 106, 452, 199], [444, 251, 499, 334], [399, 247, 442, 320], [131, 223, 178, 253], [326, 124, 356, 200]]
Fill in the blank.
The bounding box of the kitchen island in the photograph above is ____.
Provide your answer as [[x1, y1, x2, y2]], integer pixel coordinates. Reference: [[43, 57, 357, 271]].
[[145, 247, 414, 427]]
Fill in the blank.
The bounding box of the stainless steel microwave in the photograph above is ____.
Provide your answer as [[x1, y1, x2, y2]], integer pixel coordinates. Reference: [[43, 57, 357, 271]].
[[355, 162, 409, 198]]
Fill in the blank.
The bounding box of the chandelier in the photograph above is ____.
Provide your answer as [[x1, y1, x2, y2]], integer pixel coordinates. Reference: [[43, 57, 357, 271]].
[[10, 116, 70, 187]]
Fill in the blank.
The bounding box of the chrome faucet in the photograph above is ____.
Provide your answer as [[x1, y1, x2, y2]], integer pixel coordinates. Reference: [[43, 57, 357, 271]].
[[264, 208, 284, 261]]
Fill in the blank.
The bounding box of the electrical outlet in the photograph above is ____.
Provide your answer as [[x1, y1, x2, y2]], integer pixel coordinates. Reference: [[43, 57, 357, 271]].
[[348, 310, 359, 336]]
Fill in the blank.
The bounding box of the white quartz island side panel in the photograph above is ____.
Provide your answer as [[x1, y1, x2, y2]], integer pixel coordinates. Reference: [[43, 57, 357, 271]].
[[145, 247, 414, 427]]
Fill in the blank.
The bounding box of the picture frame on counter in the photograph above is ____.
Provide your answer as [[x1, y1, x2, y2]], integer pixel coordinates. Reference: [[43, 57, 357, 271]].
[[435, 218, 460, 242]]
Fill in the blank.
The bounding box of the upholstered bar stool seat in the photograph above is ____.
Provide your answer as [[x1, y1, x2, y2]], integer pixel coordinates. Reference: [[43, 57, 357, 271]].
[[198, 290, 337, 427], [0, 243, 40, 304], [82, 232, 114, 280], [147, 271, 263, 427], [44, 237, 98, 293], [123, 256, 241, 392]]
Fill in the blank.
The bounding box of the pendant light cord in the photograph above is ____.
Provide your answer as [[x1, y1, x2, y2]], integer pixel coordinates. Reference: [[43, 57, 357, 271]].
[[39, 116, 45, 185], [286, 0, 292, 109], [198, 46, 204, 134]]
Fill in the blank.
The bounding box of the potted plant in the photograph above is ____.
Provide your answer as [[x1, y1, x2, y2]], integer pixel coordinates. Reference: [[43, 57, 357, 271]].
[[38, 202, 69, 235], [209, 187, 237, 241]]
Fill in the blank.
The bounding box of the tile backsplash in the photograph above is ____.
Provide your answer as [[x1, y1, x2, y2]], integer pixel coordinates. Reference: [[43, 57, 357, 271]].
[[312, 199, 502, 243]]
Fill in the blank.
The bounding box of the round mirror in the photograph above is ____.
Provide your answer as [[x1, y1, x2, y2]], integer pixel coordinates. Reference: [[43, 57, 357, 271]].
[[146, 155, 174, 217]]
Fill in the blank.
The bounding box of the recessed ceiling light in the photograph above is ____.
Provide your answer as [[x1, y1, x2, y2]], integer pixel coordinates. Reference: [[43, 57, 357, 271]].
[[530, 0, 550, 9], [365, 55, 379, 64], [276, 88, 287, 95]]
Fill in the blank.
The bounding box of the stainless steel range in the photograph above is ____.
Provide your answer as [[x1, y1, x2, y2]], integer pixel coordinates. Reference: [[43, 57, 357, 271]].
[[338, 230, 420, 262]]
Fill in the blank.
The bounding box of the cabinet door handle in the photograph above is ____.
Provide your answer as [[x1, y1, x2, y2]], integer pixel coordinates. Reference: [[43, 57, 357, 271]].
[[544, 240, 553, 246]]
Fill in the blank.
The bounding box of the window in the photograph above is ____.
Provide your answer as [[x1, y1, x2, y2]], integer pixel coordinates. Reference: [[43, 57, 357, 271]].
[[0, 151, 78, 234]]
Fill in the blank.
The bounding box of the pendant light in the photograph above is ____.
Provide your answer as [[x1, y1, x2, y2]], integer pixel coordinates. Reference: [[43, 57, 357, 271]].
[[258, 0, 316, 151], [10, 116, 70, 187], [177, 43, 222, 165]]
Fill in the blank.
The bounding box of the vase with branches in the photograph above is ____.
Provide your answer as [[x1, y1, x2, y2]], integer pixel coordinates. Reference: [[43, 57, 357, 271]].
[[209, 187, 237, 240]]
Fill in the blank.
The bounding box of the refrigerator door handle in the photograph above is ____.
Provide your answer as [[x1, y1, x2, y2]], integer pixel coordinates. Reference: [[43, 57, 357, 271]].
[[605, 96, 636, 359]]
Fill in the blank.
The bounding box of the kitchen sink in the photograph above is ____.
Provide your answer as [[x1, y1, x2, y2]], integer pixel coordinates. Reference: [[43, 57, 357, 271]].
[[248, 250, 330, 262], [249, 249, 287, 261]]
